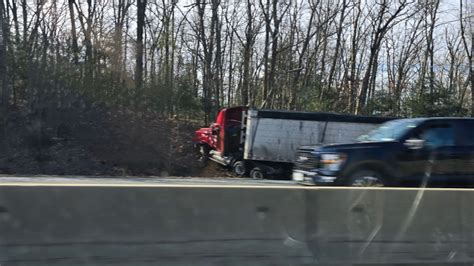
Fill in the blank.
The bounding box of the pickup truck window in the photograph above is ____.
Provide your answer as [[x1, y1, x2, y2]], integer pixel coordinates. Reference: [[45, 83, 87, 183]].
[[419, 125, 454, 148], [458, 121, 474, 146], [359, 119, 421, 142]]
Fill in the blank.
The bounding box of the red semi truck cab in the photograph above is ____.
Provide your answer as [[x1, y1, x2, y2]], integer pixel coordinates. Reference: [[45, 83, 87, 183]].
[[194, 106, 248, 164]]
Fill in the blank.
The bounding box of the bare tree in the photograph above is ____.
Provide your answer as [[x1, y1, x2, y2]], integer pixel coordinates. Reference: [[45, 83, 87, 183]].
[[240, 0, 258, 106], [111, 0, 132, 83], [327, 0, 348, 97], [347, 0, 363, 113], [74, 0, 97, 85], [356, 0, 411, 114], [417, 0, 440, 99], [385, 16, 423, 115], [288, 0, 317, 110], [260, 0, 290, 108]]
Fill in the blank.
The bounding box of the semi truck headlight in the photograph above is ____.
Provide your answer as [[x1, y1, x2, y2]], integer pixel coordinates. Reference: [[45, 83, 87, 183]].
[[320, 153, 346, 171]]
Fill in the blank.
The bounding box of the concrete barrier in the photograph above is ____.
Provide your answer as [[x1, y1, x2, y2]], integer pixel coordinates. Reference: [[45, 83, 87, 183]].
[[305, 188, 474, 264], [0, 184, 472, 265]]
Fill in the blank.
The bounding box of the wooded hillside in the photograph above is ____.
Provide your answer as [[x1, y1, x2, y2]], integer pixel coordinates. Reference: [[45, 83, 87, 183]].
[[0, 0, 472, 121]]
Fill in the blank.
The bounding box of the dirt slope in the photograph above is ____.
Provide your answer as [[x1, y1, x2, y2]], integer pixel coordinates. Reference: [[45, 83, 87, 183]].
[[0, 106, 228, 177]]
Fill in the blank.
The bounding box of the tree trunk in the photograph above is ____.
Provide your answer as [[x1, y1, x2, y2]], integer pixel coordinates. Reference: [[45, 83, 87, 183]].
[[21, 0, 27, 44], [428, 1, 440, 97], [459, 0, 473, 116], [327, 0, 347, 94], [471, 38, 474, 116], [68, 0, 79, 64], [135, 0, 147, 94], [196, 0, 213, 124], [260, 0, 270, 106], [357, 46, 377, 114], [267, 0, 280, 108], [241, 0, 255, 106], [0, 0, 7, 151], [318, 23, 329, 102], [227, 27, 234, 106], [289, 5, 315, 110], [348, 2, 361, 113], [212, 0, 221, 110], [0, 0, 8, 108]]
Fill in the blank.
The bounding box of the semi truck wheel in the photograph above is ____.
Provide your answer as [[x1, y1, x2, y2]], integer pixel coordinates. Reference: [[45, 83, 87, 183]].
[[198, 145, 209, 165], [348, 170, 385, 187], [232, 161, 247, 177], [250, 167, 265, 179]]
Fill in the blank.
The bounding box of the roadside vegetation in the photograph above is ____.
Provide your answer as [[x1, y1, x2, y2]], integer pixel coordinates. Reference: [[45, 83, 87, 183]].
[[0, 0, 471, 175]]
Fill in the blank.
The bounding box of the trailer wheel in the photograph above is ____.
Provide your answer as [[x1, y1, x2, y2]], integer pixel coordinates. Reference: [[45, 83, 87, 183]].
[[250, 167, 265, 180], [232, 161, 247, 177]]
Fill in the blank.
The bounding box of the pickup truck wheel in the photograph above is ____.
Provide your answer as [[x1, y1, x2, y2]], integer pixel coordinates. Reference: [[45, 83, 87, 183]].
[[250, 167, 265, 180], [348, 170, 385, 187], [233, 161, 247, 177]]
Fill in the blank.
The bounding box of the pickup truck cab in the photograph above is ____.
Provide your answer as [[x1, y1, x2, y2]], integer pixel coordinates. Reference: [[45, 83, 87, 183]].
[[293, 118, 474, 187]]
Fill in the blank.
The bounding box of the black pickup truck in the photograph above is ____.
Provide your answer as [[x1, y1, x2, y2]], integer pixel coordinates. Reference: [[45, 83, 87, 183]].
[[292, 118, 474, 187]]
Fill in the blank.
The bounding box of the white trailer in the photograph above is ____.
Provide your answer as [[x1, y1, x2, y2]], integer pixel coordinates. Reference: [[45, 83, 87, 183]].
[[241, 109, 390, 179]]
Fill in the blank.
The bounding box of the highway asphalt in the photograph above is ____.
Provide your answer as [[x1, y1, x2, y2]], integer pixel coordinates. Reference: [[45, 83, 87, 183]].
[[0, 175, 299, 186], [0, 175, 473, 191]]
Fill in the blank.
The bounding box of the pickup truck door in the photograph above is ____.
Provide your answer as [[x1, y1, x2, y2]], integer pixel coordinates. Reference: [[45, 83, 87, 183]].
[[397, 121, 457, 185], [454, 120, 474, 185]]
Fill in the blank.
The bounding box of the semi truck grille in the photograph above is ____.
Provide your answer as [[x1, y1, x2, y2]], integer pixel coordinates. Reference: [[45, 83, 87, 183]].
[[294, 149, 319, 171]]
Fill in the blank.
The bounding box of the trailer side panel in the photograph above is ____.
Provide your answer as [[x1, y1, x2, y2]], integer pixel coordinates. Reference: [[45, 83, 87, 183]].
[[244, 110, 384, 163]]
